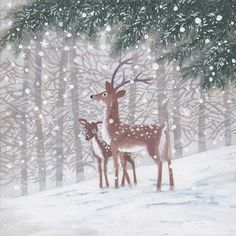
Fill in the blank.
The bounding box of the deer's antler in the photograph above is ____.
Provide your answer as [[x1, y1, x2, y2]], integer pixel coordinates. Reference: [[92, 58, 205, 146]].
[[114, 71, 153, 90], [111, 52, 144, 87], [111, 53, 153, 90]]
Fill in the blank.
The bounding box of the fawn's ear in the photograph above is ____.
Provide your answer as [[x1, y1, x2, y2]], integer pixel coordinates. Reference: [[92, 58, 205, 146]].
[[116, 90, 126, 98], [105, 81, 113, 93], [95, 121, 102, 125], [79, 119, 87, 125]]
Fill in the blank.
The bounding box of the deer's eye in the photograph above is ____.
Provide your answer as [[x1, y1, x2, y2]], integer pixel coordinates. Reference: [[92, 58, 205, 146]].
[[84, 129, 87, 132], [92, 129, 97, 133], [102, 93, 108, 97]]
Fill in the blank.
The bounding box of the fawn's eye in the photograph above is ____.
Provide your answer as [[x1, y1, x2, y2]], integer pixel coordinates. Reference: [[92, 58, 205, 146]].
[[102, 93, 108, 97], [84, 129, 87, 132], [92, 129, 97, 133]]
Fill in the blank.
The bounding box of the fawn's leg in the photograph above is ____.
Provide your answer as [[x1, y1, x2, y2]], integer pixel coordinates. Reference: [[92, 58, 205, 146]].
[[103, 158, 109, 187], [97, 157, 103, 188], [127, 156, 137, 185], [120, 155, 131, 187]]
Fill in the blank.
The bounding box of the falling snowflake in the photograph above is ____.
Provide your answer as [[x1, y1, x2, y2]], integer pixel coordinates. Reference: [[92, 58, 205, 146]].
[[109, 118, 114, 124], [38, 51, 44, 57], [105, 25, 111, 32], [173, 5, 178, 11], [216, 15, 222, 21], [40, 39, 49, 48], [152, 63, 159, 70], [25, 88, 30, 94], [195, 17, 202, 24], [180, 26, 185, 32]]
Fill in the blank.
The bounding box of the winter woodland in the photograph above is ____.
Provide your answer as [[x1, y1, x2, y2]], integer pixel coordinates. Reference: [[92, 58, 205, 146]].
[[0, 1, 236, 198]]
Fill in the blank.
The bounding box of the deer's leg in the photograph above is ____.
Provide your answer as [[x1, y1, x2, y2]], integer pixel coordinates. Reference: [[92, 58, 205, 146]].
[[156, 158, 163, 191], [111, 145, 119, 188], [103, 158, 109, 188], [120, 154, 131, 187], [168, 160, 174, 190], [127, 155, 137, 185], [97, 157, 103, 188]]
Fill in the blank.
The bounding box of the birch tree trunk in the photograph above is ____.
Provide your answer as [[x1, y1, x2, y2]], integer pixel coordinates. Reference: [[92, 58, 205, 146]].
[[20, 49, 30, 196], [198, 78, 206, 152], [69, 38, 84, 182], [128, 67, 137, 125], [223, 89, 231, 146], [157, 62, 169, 124], [56, 38, 68, 187], [35, 40, 46, 191], [171, 64, 183, 158]]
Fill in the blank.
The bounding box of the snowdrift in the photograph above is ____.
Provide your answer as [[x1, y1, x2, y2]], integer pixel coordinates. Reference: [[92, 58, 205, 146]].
[[1, 146, 236, 236]]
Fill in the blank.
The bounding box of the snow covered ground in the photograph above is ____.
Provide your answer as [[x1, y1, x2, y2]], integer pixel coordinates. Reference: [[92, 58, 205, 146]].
[[1, 146, 236, 236]]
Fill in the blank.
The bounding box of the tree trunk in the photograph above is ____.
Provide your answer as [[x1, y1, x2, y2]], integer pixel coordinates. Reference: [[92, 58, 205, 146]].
[[128, 66, 137, 125], [171, 64, 183, 158], [198, 78, 206, 152], [69, 38, 84, 182], [157, 62, 169, 123], [20, 49, 30, 196], [35, 40, 46, 191], [55, 38, 68, 187], [223, 89, 231, 146]]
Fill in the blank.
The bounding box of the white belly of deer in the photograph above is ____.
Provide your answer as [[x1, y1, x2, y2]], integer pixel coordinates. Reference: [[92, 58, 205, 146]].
[[119, 145, 146, 153], [91, 138, 103, 159]]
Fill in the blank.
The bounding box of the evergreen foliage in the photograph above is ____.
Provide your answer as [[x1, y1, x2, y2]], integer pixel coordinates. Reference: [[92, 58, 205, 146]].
[[1, 0, 235, 89]]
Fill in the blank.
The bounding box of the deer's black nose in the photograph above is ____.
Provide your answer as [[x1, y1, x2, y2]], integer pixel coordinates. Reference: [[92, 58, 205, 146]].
[[90, 95, 93, 99]]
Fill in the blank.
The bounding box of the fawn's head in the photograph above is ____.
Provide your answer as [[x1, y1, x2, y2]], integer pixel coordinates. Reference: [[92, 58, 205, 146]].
[[79, 119, 102, 140]]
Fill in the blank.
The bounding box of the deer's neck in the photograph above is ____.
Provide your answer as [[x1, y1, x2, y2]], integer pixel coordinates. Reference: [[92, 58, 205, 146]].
[[91, 135, 103, 159], [102, 100, 120, 144], [106, 100, 120, 124]]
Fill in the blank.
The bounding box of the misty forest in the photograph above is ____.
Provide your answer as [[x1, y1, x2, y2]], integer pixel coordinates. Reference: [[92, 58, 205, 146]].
[[0, 1, 236, 235]]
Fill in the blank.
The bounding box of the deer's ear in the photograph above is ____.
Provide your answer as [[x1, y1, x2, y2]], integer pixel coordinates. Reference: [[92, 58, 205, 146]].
[[105, 81, 113, 93], [116, 90, 126, 98], [79, 119, 87, 125]]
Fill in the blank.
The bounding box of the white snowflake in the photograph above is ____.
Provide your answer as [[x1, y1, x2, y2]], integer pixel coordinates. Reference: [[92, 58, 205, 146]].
[[105, 25, 111, 32], [40, 39, 49, 48], [25, 88, 30, 94], [195, 17, 202, 24], [38, 51, 44, 57], [173, 5, 178, 11], [180, 26, 185, 32], [216, 15, 222, 21], [152, 63, 159, 70], [109, 118, 114, 124]]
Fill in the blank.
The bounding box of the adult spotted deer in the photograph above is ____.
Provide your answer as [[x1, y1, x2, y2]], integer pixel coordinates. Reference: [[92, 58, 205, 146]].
[[90, 57, 174, 191], [79, 118, 137, 188]]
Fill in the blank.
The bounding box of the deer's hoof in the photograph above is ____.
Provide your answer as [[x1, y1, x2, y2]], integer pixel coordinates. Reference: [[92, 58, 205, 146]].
[[170, 186, 175, 191], [156, 188, 162, 192]]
